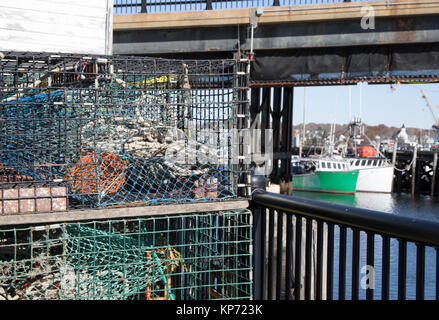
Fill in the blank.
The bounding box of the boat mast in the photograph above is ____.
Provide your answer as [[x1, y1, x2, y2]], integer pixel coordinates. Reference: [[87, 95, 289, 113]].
[[349, 118, 359, 155], [300, 87, 306, 158], [352, 83, 364, 155], [349, 86, 352, 123], [359, 82, 363, 121]]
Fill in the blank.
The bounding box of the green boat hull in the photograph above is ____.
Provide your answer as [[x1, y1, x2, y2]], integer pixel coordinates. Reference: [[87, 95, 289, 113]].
[[292, 171, 359, 194]]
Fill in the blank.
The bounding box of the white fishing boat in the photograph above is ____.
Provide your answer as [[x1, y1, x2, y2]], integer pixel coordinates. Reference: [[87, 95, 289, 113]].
[[344, 119, 394, 193], [297, 86, 394, 193], [292, 156, 359, 194], [346, 157, 394, 193]]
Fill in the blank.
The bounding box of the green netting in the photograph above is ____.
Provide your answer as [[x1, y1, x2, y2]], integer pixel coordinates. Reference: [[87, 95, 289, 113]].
[[0, 209, 252, 300]]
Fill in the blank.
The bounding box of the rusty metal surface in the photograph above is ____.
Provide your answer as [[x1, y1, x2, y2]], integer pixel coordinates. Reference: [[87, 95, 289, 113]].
[[250, 76, 439, 87], [114, 12, 439, 54]]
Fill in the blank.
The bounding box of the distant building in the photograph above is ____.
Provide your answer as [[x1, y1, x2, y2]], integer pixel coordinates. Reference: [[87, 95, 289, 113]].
[[293, 134, 300, 148], [425, 136, 435, 144], [396, 124, 409, 143]]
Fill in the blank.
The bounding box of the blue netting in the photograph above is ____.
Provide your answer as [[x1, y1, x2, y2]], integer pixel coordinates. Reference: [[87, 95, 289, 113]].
[[0, 54, 246, 211]]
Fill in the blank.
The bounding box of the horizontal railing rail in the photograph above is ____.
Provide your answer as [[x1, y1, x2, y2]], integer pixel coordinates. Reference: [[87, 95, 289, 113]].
[[113, 0, 377, 14], [252, 192, 439, 246], [251, 191, 439, 300]]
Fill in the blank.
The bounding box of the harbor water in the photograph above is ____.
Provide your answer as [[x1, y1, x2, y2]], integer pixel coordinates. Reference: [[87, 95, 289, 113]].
[[293, 191, 439, 300]]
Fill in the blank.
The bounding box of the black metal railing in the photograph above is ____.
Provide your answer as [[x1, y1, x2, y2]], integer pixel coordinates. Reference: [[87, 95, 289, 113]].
[[251, 191, 439, 300], [113, 0, 371, 14]]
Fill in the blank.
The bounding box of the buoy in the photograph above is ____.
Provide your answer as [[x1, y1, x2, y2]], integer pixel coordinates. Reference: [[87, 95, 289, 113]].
[[357, 146, 376, 158]]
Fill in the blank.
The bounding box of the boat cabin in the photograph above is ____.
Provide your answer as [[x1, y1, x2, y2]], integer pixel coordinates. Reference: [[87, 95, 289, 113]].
[[316, 159, 350, 172], [349, 158, 390, 169]]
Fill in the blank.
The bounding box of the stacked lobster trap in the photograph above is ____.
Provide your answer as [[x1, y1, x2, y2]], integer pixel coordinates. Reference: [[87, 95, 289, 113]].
[[0, 52, 253, 300], [0, 210, 253, 300], [0, 52, 250, 213]]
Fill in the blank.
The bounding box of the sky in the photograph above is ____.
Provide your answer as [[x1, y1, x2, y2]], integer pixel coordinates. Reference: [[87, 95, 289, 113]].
[[292, 82, 439, 130]]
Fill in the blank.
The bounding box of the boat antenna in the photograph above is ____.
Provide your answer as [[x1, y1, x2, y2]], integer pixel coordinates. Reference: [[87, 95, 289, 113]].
[[300, 87, 306, 158], [359, 82, 363, 121], [349, 86, 352, 122]]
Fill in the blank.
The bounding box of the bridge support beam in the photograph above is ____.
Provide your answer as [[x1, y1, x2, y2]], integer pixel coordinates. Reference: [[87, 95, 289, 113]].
[[250, 87, 293, 194], [114, 1, 439, 56], [280, 88, 293, 195]]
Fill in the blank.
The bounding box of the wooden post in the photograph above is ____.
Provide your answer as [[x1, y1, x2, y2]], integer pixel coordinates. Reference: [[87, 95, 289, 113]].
[[280, 87, 293, 195], [431, 152, 438, 197], [411, 146, 417, 197], [391, 141, 398, 193], [272, 88, 281, 183], [392, 141, 398, 167], [396, 165, 402, 193]]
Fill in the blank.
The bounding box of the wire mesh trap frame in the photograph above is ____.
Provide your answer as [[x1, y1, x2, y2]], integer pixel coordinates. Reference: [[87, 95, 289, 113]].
[[0, 52, 250, 213], [0, 209, 252, 300]]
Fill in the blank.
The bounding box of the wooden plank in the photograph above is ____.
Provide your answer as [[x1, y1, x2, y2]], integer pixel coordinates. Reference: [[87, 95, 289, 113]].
[[0, 0, 112, 55], [114, 8, 251, 30], [0, 0, 107, 17], [0, 28, 105, 48], [0, 9, 106, 33], [0, 19, 105, 39], [0, 200, 250, 226], [105, 0, 114, 55], [0, 29, 106, 54], [0, 0, 108, 9]]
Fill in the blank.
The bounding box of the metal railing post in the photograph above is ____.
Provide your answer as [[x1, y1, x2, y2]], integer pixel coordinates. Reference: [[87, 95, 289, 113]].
[[251, 174, 266, 299], [140, 0, 147, 13], [251, 192, 439, 300]]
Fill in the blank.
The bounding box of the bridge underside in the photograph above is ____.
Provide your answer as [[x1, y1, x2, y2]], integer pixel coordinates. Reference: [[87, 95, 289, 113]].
[[114, 14, 439, 54], [250, 42, 439, 86], [114, 14, 439, 85]]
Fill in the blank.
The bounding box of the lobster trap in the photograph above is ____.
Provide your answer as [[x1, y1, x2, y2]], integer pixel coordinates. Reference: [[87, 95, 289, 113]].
[[0, 209, 252, 300], [0, 52, 250, 213]]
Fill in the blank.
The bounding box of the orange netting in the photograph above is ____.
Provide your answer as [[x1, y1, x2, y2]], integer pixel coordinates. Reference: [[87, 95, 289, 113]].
[[69, 153, 127, 195], [0, 162, 34, 182]]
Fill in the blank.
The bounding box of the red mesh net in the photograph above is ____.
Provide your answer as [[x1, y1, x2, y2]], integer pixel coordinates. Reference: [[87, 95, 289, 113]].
[[69, 153, 127, 195]]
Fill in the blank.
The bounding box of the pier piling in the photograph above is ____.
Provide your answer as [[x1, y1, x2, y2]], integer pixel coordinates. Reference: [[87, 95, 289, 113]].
[[432, 152, 438, 197], [391, 142, 398, 193], [411, 147, 418, 197]]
